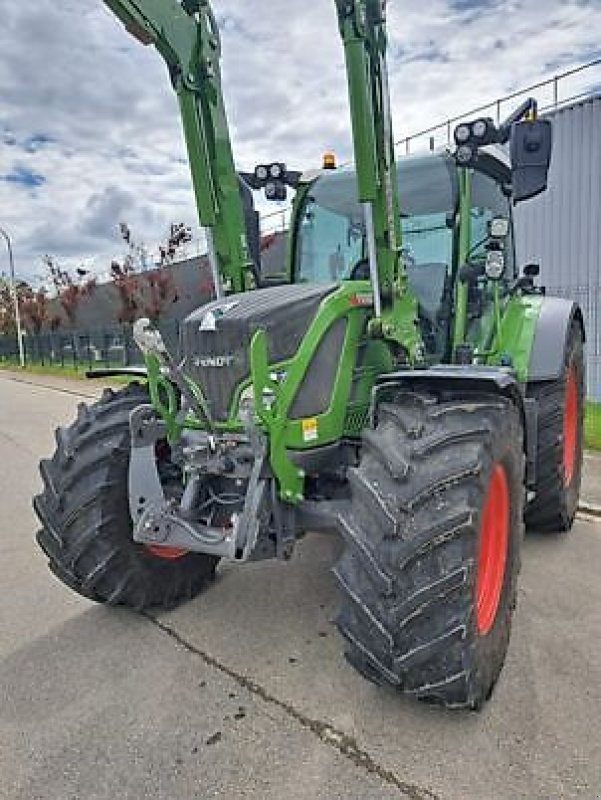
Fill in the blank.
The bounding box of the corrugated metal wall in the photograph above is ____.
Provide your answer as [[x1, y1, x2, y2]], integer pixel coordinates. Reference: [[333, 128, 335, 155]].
[[514, 94, 601, 399]]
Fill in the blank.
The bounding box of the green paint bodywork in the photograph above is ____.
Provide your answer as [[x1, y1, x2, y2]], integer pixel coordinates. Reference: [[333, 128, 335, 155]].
[[250, 283, 390, 501], [487, 294, 545, 380], [452, 168, 472, 350], [145, 353, 176, 435]]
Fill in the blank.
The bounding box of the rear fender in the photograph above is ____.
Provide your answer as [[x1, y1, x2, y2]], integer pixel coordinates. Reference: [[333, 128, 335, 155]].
[[528, 298, 585, 382]]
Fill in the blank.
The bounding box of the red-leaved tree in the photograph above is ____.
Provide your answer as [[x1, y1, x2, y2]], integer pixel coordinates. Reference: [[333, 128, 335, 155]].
[[111, 221, 189, 325], [109, 223, 143, 324], [43, 256, 96, 328], [159, 223, 192, 266], [20, 286, 49, 333], [0, 276, 18, 334], [1, 276, 51, 335], [110, 259, 140, 325], [143, 270, 178, 323]]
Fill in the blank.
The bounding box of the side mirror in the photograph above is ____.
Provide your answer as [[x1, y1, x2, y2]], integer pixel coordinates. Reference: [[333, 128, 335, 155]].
[[510, 119, 552, 203]]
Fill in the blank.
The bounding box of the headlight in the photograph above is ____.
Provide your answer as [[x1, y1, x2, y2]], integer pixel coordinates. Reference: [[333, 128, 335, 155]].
[[238, 385, 255, 423], [255, 165, 268, 181], [456, 144, 475, 165], [485, 251, 505, 280], [269, 163, 283, 179], [489, 217, 510, 239], [471, 119, 489, 140], [133, 318, 167, 357], [454, 124, 471, 144], [239, 385, 254, 404], [265, 181, 286, 201]]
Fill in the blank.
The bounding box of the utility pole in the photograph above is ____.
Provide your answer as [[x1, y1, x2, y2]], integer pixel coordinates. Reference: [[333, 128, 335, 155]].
[[0, 227, 25, 368]]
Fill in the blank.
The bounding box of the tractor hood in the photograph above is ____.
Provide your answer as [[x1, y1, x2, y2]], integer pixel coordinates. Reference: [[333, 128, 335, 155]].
[[181, 283, 337, 421]]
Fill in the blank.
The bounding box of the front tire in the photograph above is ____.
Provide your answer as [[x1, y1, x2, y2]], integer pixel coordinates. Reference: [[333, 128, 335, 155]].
[[334, 391, 524, 709], [34, 384, 218, 609]]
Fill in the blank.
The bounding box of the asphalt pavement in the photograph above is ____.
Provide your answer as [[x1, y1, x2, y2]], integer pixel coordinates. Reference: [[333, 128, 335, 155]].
[[1, 371, 600, 800]]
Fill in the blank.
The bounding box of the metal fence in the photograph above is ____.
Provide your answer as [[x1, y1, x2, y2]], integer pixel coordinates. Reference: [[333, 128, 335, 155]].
[[397, 58, 601, 155], [0, 321, 180, 372]]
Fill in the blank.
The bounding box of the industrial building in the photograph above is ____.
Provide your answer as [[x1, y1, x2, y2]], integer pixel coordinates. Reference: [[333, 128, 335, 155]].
[[514, 93, 601, 399]]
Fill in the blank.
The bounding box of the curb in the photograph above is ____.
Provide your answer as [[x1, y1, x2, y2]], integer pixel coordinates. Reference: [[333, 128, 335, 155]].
[[578, 502, 601, 519]]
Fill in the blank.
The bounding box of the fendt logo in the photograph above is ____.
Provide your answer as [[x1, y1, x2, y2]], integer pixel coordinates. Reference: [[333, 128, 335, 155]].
[[199, 301, 240, 332], [194, 355, 235, 369]]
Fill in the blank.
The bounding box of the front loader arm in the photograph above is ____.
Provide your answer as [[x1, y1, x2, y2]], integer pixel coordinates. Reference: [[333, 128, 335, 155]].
[[103, 0, 253, 295], [335, 0, 422, 362]]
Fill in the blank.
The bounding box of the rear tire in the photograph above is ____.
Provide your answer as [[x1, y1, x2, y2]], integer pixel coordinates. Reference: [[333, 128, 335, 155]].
[[334, 391, 524, 709], [525, 323, 585, 532], [34, 384, 218, 609]]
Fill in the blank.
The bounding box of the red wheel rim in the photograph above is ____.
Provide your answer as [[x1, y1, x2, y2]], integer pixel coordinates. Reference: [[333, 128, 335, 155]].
[[476, 464, 510, 636], [145, 544, 188, 561], [563, 365, 578, 487]]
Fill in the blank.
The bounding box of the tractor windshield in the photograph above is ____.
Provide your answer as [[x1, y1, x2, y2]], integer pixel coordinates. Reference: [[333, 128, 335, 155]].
[[295, 152, 457, 286]]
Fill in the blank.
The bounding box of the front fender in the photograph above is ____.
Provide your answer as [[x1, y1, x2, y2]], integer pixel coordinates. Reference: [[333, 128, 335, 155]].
[[372, 366, 538, 487]]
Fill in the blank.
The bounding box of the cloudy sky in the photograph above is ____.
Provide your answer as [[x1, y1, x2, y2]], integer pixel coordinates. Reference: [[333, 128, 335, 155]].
[[0, 0, 600, 285]]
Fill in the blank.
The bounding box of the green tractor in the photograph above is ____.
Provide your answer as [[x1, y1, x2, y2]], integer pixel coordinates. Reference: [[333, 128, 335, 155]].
[[34, 0, 585, 709]]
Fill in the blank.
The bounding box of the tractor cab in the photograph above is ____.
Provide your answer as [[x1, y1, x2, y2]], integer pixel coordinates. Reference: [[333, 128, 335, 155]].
[[289, 149, 515, 361]]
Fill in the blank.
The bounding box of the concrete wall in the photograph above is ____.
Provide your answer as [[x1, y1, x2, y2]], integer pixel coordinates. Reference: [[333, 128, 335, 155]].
[[45, 232, 288, 333]]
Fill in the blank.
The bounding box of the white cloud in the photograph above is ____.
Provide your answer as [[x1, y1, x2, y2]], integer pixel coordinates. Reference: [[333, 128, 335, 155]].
[[0, 0, 599, 284]]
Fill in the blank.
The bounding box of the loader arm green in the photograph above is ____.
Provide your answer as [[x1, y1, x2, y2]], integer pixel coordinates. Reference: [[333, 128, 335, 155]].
[[335, 0, 422, 363], [102, 0, 253, 294]]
